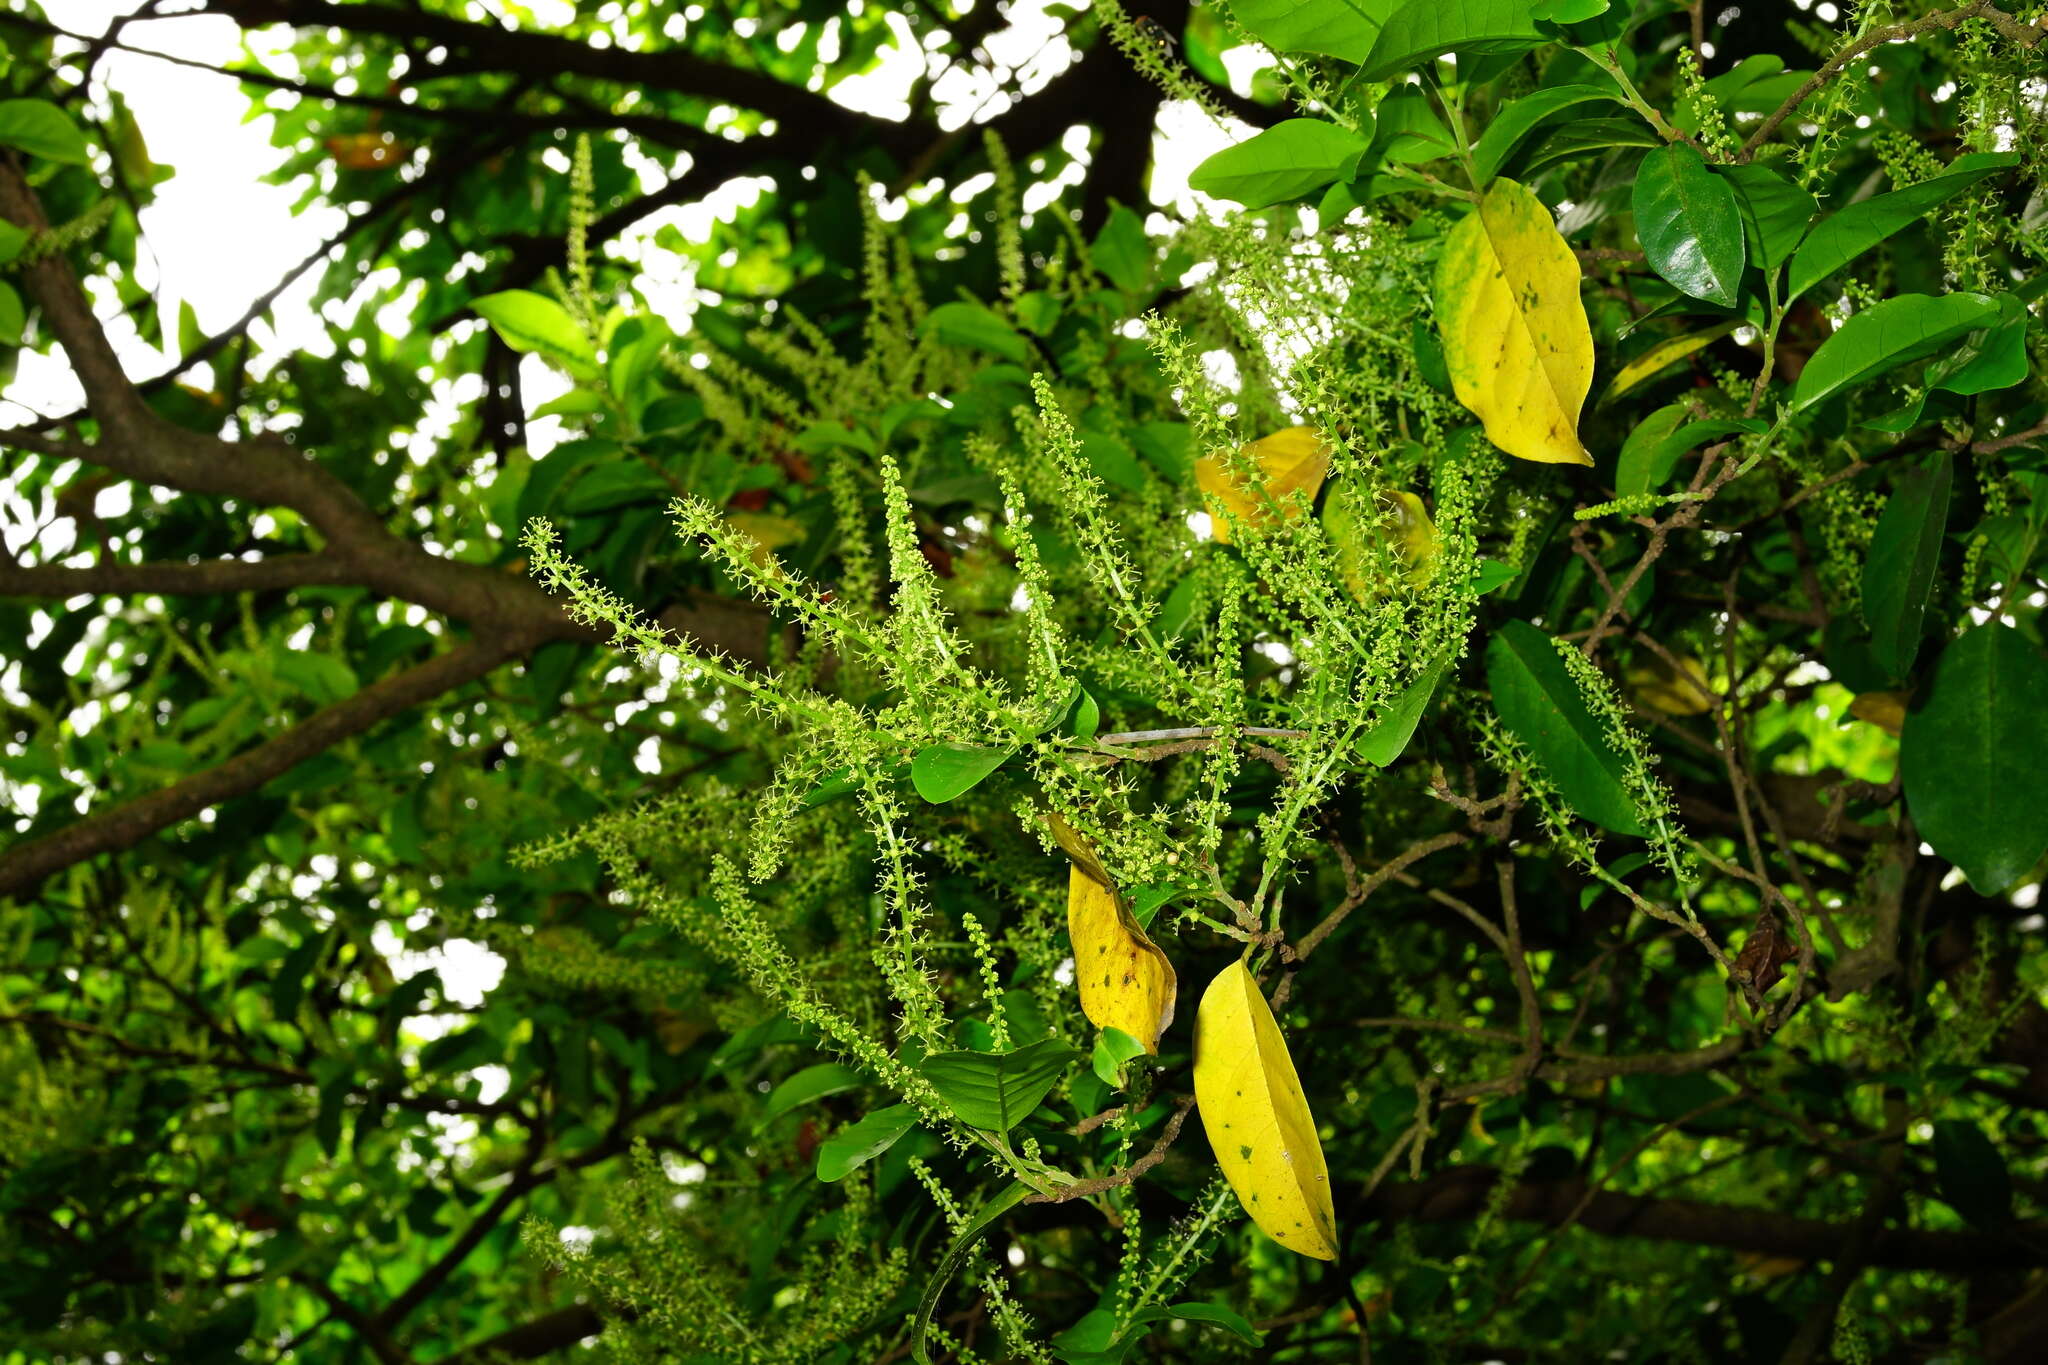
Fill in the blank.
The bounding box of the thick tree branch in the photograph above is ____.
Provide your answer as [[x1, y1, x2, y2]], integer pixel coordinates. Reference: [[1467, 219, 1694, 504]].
[[0, 552, 355, 598], [431, 1305, 603, 1364], [0, 633, 524, 900], [1358, 1165, 2048, 1271], [209, 0, 906, 155]]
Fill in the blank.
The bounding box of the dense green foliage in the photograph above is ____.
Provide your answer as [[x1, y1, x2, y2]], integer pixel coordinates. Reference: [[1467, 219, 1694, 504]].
[[6, 1, 2048, 1362]]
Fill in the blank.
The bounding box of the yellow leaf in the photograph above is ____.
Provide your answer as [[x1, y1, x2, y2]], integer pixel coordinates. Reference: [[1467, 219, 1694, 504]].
[[1068, 868, 1177, 1052], [1194, 426, 1331, 543], [1602, 322, 1740, 404], [1626, 652, 1717, 715], [1193, 961, 1337, 1260], [1322, 484, 1438, 602], [1734, 1251, 1808, 1279], [1848, 691, 1908, 737], [1433, 178, 1595, 466], [726, 512, 806, 567]]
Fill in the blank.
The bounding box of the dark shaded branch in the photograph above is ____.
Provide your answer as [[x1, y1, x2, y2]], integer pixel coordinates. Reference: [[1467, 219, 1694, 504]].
[[1357, 1165, 2045, 1271], [0, 634, 524, 900], [0, 552, 354, 597], [209, 0, 903, 154], [431, 1305, 603, 1364]]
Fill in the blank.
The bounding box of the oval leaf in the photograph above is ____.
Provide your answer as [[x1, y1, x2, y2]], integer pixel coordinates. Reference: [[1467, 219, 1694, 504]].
[[1188, 119, 1372, 210], [0, 99, 91, 165], [1469, 85, 1625, 184], [1723, 162, 1816, 272], [918, 1038, 1081, 1131], [759, 1063, 865, 1129], [1901, 625, 2048, 894], [1862, 453, 1952, 680], [911, 741, 1015, 803], [1232, 0, 1393, 65], [1603, 323, 1741, 404], [1068, 864, 1178, 1052], [1360, 0, 1546, 81], [1195, 426, 1331, 543], [1486, 620, 1645, 835], [471, 289, 596, 378], [1193, 961, 1337, 1260], [816, 1103, 917, 1182], [1633, 145, 1747, 308], [1434, 178, 1595, 466], [1790, 293, 2000, 414], [1787, 152, 2019, 302]]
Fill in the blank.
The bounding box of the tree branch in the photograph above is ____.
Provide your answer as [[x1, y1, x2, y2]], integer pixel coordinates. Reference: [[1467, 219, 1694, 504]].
[[0, 633, 525, 901], [1357, 1164, 2048, 1271], [0, 552, 355, 598]]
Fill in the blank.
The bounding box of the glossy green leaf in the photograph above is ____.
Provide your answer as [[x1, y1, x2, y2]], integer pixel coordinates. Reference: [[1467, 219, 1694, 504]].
[[1786, 152, 2019, 301], [0, 99, 91, 164], [1231, 0, 1394, 64], [1722, 162, 1815, 271], [910, 741, 1015, 802], [1789, 292, 1999, 413], [0, 281, 22, 348], [921, 301, 1031, 364], [1188, 119, 1372, 210], [758, 1063, 865, 1129], [1862, 453, 1952, 680], [911, 1183, 1031, 1364], [1090, 206, 1151, 294], [471, 290, 597, 378], [1091, 1026, 1149, 1087], [1871, 292, 2035, 432], [1486, 621, 1645, 836], [1469, 85, 1625, 183], [1358, 659, 1446, 767], [0, 219, 27, 267], [1518, 118, 1662, 176], [1370, 87, 1456, 165], [1359, 0, 1547, 80], [1127, 1302, 1266, 1346], [1615, 405, 1766, 497], [1931, 1118, 2013, 1229], [1632, 145, 1746, 308], [815, 1103, 918, 1181], [1901, 625, 2048, 894], [918, 1038, 1081, 1131]]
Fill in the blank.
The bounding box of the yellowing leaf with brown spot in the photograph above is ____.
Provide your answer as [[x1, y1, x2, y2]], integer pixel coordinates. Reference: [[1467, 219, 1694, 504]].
[[1849, 691, 1908, 737], [1194, 426, 1331, 543], [1193, 961, 1337, 1260], [1067, 868, 1176, 1051], [1626, 652, 1717, 715], [1434, 178, 1595, 466]]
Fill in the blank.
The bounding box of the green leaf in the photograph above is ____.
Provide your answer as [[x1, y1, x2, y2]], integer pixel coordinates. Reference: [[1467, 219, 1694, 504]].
[[1370, 87, 1456, 165], [1901, 625, 2048, 894], [1632, 145, 1746, 308], [1722, 162, 1815, 272], [1359, 0, 1548, 82], [911, 1183, 1031, 1364], [910, 741, 1015, 803], [1358, 659, 1445, 767], [1931, 1118, 2013, 1229], [471, 290, 597, 378], [1231, 0, 1394, 64], [1790, 292, 2000, 413], [1616, 405, 1767, 497], [0, 218, 29, 266], [1530, 0, 1608, 19], [0, 99, 91, 164], [816, 1104, 918, 1181], [922, 301, 1032, 364], [1862, 453, 1952, 680], [1090, 206, 1152, 294], [1469, 86, 1624, 184], [1486, 621, 1645, 836], [1188, 119, 1371, 210], [918, 1038, 1081, 1131], [0, 281, 23, 348], [1471, 559, 1520, 594], [1786, 152, 2019, 302], [1091, 1026, 1149, 1087], [1518, 118, 1662, 176], [1128, 1302, 1265, 1347], [759, 1063, 865, 1129]]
